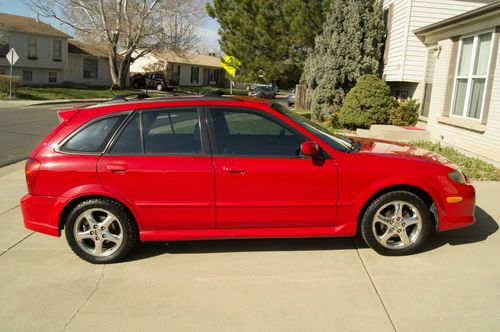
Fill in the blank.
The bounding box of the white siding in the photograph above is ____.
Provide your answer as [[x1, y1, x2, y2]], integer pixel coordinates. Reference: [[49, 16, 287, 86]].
[[64, 54, 113, 86], [383, 0, 494, 88], [0, 31, 68, 71], [426, 38, 500, 164]]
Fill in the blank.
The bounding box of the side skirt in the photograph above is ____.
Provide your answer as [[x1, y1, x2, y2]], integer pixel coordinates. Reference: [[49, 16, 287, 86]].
[[139, 223, 357, 242]]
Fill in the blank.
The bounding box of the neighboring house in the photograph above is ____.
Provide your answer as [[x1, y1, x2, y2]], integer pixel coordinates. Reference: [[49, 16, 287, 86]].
[[66, 40, 116, 87], [130, 50, 229, 88], [414, 1, 500, 165], [382, 0, 495, 105], [0, 13, 117, 87], [0, 13, 69, 85]]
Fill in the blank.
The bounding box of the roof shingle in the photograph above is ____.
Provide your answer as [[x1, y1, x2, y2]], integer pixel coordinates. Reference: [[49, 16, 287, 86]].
[[0, 12, 71, 38]]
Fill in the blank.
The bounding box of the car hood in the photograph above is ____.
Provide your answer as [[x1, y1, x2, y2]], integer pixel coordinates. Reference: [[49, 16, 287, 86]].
[[352, 137, 458, 169]]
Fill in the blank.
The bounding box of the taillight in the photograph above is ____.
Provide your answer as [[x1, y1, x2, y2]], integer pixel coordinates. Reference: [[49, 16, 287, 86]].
[[25, 158, 41, 194]]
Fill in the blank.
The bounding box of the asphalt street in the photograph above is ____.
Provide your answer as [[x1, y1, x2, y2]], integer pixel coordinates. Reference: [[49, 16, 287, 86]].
[[0, 103, 82, 167]]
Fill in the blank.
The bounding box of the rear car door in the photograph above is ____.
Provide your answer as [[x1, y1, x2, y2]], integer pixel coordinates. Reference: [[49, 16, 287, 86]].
[[207, 106, 338, 229], [97, 107, 215, 230]]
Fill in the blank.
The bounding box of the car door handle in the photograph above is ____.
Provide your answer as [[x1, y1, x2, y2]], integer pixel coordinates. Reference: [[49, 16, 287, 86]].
[[222, 166, 247, 174], [106, 164, 128, 173]]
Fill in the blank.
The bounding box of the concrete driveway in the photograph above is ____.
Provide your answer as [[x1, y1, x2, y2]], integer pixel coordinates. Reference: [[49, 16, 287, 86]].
[[1, 161, 499, 332]]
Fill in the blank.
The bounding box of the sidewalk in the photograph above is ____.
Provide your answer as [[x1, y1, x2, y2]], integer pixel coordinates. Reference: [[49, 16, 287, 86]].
[[0, 98, 109, 108], [1, 161, 499, 331]]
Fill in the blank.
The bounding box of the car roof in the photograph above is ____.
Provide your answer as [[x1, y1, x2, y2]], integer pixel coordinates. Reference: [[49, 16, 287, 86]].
[[80, 94, 274, 113]]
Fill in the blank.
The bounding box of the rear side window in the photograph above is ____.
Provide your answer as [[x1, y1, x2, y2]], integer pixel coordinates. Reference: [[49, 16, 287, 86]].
[[109, 109, 202, 155], [61, 115, 126, 153]]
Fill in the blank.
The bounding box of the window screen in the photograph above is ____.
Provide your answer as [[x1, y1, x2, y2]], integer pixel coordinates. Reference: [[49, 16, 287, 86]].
[[210, 109, 304, 156], [62, 115, 126, 153]]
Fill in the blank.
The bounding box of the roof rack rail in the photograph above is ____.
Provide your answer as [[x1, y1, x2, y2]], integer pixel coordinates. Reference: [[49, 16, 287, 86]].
[[109, 93, 150, 102]]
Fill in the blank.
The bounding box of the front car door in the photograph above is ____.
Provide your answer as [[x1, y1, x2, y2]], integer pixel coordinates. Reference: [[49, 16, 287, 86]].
[[97, 107, 215, 231], [207, 106, 338, 229]]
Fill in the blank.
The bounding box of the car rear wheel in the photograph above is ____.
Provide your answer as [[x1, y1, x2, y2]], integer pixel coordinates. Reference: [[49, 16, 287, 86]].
[[156, 83, 164, 91], [65, 198, 138, 264], [361, 191, 431, 256]]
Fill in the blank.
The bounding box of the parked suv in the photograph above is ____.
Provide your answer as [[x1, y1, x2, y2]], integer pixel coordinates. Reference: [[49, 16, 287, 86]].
[[130, 72, 178, 91], [21, 95, 475, 263]]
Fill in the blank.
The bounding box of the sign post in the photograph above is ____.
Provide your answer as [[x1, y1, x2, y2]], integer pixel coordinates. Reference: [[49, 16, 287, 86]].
[[6, 48, 19, 99], [221, 55, 240, 95]]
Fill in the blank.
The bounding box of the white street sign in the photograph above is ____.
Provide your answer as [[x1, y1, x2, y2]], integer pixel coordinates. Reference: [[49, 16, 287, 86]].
[[6, 48, 19, 66]]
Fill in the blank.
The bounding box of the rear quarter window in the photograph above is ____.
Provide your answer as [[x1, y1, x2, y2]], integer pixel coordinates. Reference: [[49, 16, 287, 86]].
[[60, 115, 126, 153]]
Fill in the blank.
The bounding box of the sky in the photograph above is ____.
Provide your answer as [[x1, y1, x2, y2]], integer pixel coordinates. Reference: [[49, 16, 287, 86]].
[[0, 0, 221, 50]]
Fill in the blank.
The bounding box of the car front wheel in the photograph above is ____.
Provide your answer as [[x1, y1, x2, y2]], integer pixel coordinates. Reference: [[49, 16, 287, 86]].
[[361, 191, 431, 256], [65, 198, 138, 264]]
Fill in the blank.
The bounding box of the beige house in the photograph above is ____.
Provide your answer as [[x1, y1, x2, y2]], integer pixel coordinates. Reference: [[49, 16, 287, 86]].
[[130, 50, 229, 88], [382, 0, 495, 103], [0, 13, 117, 87], [414, 2, 500, 165]]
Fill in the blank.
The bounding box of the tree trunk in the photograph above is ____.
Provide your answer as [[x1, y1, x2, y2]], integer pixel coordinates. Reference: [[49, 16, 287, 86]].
[[118, 57, 130, 90], [109, 49, 121, 89]]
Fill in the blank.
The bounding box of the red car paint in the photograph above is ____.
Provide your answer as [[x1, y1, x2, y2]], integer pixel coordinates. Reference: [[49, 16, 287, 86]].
[[21, 97, 475, 242]]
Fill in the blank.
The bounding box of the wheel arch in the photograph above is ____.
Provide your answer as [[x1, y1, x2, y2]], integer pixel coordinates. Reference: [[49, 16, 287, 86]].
[[58, 194, 141, 232], [356, 184, 438, 229]]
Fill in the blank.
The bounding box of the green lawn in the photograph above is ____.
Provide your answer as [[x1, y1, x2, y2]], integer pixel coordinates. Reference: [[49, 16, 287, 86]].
[[178, 85, 248, 96], [409, 141, 499, 181], [1, 87, 153, 100]]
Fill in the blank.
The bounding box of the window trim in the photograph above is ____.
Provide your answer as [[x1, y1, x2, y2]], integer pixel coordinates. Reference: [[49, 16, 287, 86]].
[[450, 29, 494, 122], [56, 112, 132, 155], [105, 107, 210, 157], [205, 106, 310, 159]]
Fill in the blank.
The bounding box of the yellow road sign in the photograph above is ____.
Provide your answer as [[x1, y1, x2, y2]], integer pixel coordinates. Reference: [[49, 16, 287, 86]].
[[221, 55, 240, 77]]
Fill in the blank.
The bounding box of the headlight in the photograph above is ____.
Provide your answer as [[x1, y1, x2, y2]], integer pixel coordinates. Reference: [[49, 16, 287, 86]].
[[448, 169, 466, 184]]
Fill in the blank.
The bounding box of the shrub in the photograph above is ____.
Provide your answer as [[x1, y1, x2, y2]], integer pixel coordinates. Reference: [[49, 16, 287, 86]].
[[338, 75, 394, 129], [389, 99, 420, 126], [0, 75, 18, 96]]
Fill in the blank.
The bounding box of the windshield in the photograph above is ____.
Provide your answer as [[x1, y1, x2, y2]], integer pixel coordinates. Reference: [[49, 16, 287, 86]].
[[271, 103, 356, 153]]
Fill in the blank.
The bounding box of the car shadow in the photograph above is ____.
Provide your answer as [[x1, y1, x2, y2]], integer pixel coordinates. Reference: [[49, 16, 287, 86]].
[[123, 205, 498, 262], [420, 205, 498, 252]]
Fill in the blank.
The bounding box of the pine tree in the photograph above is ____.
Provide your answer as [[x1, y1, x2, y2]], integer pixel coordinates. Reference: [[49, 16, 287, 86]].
[[207, 0, 331, 86], [302, 0, 385, 121]]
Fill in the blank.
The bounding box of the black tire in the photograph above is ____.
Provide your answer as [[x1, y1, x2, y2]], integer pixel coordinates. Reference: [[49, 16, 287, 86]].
[[65, 198, 138, 264], [361, 191, 431, 256]]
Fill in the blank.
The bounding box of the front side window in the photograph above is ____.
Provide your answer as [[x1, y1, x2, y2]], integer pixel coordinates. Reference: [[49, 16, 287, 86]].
[[452, 32, 493, 120], [210, 109, 305, 157], [83, 57, 98, 79], [110, 110, 202, 155], [61, 115, 126, 153], [53, 40, 62, 60], [27, 36, 37, 59]]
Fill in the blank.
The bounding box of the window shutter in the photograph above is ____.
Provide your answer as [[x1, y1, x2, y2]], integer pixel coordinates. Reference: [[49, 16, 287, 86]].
[[383, 4, 394, 65], [442, 37, 460, 117], [480, 26, 500, 125]]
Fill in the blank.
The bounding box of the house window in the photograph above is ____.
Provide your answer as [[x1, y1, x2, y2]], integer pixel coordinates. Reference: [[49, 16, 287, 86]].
[[23, 70, 33, 82], [53, 40, 62, 61], [27, 36, 37, 59], [190, 66, 199, 83], [0, 42, 8, 57], [0, 68, 5, 75], [451, 32, 493, 120], [48, 71, 57, 83], [208, 69, 218, 84], [83, 57, 98, 79]]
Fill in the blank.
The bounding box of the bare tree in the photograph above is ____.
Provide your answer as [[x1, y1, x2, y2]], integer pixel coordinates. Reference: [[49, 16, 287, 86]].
[[25, 0, 204, 89]]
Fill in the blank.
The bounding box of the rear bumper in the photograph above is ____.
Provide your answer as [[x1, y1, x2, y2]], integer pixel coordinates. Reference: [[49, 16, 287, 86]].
[[438, 183, 476, 231], [20, 194, 61, 236]]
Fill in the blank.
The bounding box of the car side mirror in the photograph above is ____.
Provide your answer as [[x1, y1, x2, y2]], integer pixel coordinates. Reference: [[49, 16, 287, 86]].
[[301, 141, 321, 158]]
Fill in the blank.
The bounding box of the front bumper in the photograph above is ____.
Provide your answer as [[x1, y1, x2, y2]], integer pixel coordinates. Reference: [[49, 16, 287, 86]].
[[438, 183, 476, 231], [21, 194, 62, 236]]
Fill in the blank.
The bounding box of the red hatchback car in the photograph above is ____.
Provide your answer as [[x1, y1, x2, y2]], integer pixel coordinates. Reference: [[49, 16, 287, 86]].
[[21, 95, 475, 263]]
